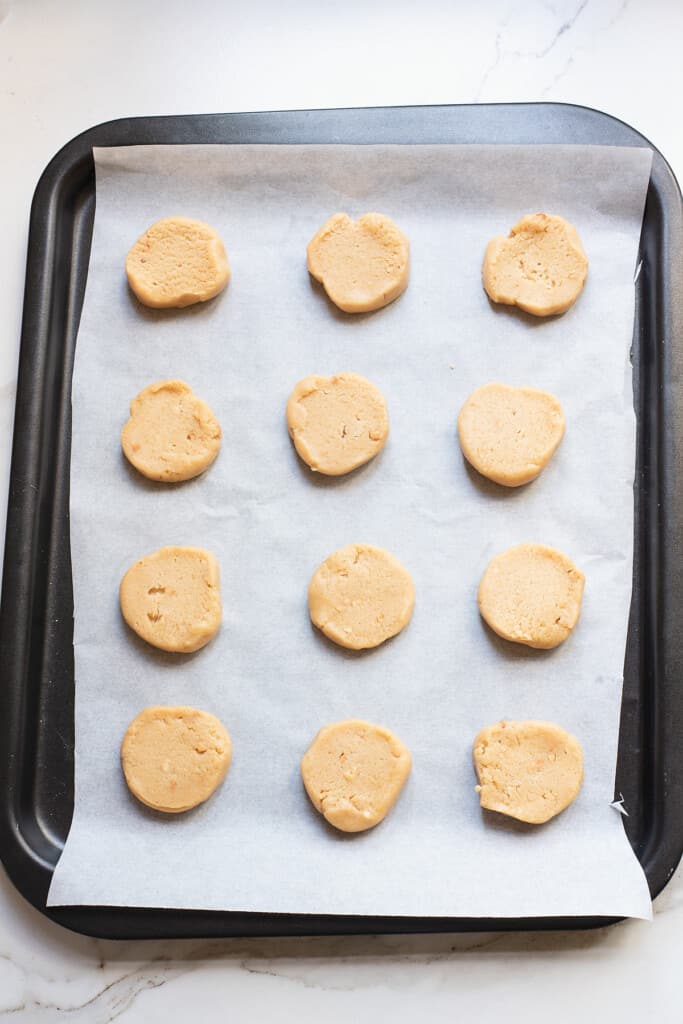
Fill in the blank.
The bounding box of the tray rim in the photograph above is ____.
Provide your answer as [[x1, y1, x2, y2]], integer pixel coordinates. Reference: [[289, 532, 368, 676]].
[[1, 101, 682, 939]]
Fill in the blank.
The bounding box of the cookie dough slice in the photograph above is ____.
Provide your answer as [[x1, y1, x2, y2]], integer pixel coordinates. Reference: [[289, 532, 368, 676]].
[[122, 706, 232, 813], [122, 379, 221, 482], [473, 720, 583, 824], [308, 543, 415, 650], [307, 212, 409, 313], [301, 719, 412, 832], [286, 372, 389, 475], [126, 216, 230, 308], [478, 543, 584, 649], [457, 382, 565, 487], [120, 546, 221, 653], [482, 213, 588, 316]]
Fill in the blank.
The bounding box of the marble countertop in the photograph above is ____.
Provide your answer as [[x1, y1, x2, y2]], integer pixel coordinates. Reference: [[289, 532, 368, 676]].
[[1, 1, 681, 1019]]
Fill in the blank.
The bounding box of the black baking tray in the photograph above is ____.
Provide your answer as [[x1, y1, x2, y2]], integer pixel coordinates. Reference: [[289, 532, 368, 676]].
[[1, 103, 682, 939]]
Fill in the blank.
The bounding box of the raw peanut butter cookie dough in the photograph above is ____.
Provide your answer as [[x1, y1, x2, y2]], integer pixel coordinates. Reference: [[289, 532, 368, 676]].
[[301, 719, 412, 832], [121, 379, 221, 483], [482, 213, 588, 316], [286, 372, 389, 475], [126, 216, 230, 308], [308, 543, 415, 650], [121, 706, 232, 813], [457, 382, 565, 487], [120, 546, 221, 653], [478, 543, 585, 650], [473, 719, 584, 824], [307, 212, 409, 313]]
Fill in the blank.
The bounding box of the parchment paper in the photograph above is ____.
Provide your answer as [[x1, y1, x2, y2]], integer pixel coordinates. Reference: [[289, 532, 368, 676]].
[[48, 143, 654, 918]]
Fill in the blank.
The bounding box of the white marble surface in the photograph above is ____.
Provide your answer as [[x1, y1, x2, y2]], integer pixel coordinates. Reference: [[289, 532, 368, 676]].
[[0, 0, 682, 1019]]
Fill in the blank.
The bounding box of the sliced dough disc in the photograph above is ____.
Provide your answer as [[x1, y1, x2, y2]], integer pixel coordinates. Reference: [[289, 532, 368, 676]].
[[126, 216, 230, 308], [307, 212, 409, 313], [122, 379, 221, 482], [121, 706, 232, 813], [308, 543, 415, 650], [120, 546, 221, 653], [473, 719, 583, 824], [301, 718, 412, 832], [286, 372, 389, 475], [457, 382, 564, 487], [482, 213, 588, 316], [478, 543, 584, 649]]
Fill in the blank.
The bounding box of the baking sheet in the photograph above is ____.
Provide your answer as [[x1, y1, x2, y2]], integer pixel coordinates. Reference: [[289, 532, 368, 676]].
[[48, 142, 653, 919]]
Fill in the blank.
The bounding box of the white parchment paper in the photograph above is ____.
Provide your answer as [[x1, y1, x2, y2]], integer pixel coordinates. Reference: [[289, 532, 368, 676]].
[[48, 143, 654, 918]]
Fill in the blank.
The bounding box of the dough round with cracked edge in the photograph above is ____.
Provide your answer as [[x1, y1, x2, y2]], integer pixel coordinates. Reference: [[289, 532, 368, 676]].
[[308, 543, 415, 650], [126, 216, 230, 309], [121, 379, 222, 483], [473, 719, 583, 824], [307, 212, 410, 313], [286, 372, 389, 476], [120, 546, 221, 653], [478, 543, 584, 650], [482, 213, 588, 316], [121, 706, 232, 813], [457, 382, 565, 487], [301, 719, 412, 832]]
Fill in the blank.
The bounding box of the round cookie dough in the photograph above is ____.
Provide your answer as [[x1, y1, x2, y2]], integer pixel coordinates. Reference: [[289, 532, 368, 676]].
[[126, 216, 230, 309], [120, 546, 221, 653], [301, 719, 412, 832], [473, 719, 583, 824], [286, 372, 389, 475], [482, 213, 588, 317], [308, 543, 415, 650], [121, 706, 232, 813], [478, 543, 584, 650], [457, 382, 565, 487], [122, 379, 222, 483], [307, 212, 409, 313]]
